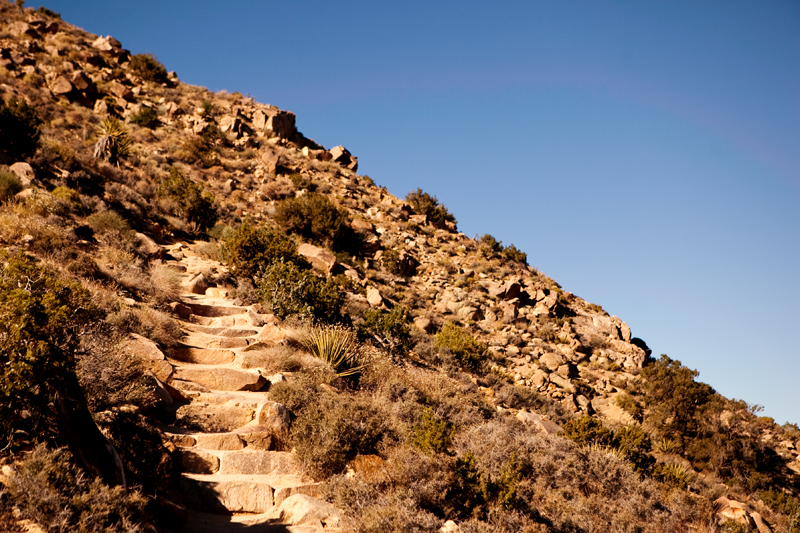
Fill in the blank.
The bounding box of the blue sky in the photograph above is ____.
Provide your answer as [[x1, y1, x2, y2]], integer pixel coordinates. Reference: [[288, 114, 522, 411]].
[[32, 1, 799, 425]]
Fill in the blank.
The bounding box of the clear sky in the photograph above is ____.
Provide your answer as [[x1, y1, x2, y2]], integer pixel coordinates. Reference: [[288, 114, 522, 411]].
[[30, 1, 799, 425]]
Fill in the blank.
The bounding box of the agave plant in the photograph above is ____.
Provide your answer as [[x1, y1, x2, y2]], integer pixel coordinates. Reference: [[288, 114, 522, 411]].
[[653, 462, 693, 489], [301, 325, 364, 378], [93, 117, 131, 166], [654, 437, 682, 455]]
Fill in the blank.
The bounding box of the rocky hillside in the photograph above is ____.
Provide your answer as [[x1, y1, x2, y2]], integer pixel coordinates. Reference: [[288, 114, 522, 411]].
[[0, 3, 797, 532]]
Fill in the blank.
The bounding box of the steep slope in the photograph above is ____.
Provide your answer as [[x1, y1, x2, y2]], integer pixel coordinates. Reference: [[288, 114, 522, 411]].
[[0, 3, 797, 532]]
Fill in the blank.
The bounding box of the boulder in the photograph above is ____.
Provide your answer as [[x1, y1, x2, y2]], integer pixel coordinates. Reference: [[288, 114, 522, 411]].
[[539, 352, 564, 372], [182, 272, 208, 294], [50, 75, 73, 95], [8, 162, 34, 186], [70, 70, 95, 93], [714, 497, 755, 527], [254, 401, 291, 446], [253, 108, 296, 138], [328, 145, 358, 171], [297, 242, 337, 274], [367, 287, 383, 307], [92, 36, 122, 52], [108, 81, 134, 101], [516, 410, 563, 435], [267, 494, 340, 528], [414, 316, 433, 333]]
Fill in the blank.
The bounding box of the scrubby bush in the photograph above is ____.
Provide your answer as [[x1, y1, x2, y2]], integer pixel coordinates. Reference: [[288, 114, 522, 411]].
[[478, 234, 503, 256], [562, 415, 614, 447], [275, 192, 351, 249], [87, 210, 130, 236], [157, 167, 218, 232], [613, 425, 655, 475], [405, 188, 456, 230], [6, 444, 154, 533], [224, 220, 308, 278], [413, 407, 454, 455], [359, 306, 412, 356], [0, 97, 41, 160], [255, 260, 343, 324], [0, 252, 98, 448], [130, 106, 159, 129], [501, 244, 527, 265], [652, 462, 691, 489], [0, 168, 23, 200], [615, 392, 643, 421], [129, 53, 168, 84], [434, 322, 487, 371]]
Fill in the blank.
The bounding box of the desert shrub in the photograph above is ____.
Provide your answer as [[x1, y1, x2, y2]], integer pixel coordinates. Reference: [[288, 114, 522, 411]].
[[301, 325, 364, 378], [615, 392, 643, 421], [6, 444, 154, 533], [224, 220, 308, 278], [268, 373, 322, 413], [478, 234, 503, 257], [50, 187, 83, 213], [405, 188, 456, 230], [0, 97, 41, 160], [275, 192, 352, 249], [130, 106, 158, 129], [256, 260, 343, 324], [93, 118, 131, 166], [157, 168, 218, 232], [0, 252, 98, 448], [177, 136, 218, 167], [412, 407, 454, 455], [291, 391, 389, 479], [501, 244, 527, 265], [359, 306, 412, 356], [759, 488, 800, 525], [36, 6, 61, 18], [613, 425, 655, 475], [380, 249, 418, 278], [106, 307, 182, 350], [0, 167, 23, 200], [129, 53, 168, 84], [87, 210, 130, 235], [434, 322, 487, 371], [562, 415, 614, 447]]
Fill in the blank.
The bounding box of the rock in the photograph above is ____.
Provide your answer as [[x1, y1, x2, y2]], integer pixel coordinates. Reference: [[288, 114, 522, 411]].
[[108, 81, 134, 101], [539, 352, 564, 372], [182, 273, 208, 294], [267, 494, 340, 528], [176, 449, 220, 474], [751, 512, 773, 533], [172, 367, 266, 392], [611, 316, 632, 342], [193, 433, 245, 451], [253, 108, 296, 138], [414, 316, 433, 333], [70, 70, 95, 93], [367, 287, 383, 307], [51, 75, 73, 95], [170, 302, 192, 319], [180, 475, 275, 513], [134, 232, 163, 258], [298, 242, 337, 274], [548, 373, 575, 393], [236, 428, 274, 450], [218, 450, 295, 476], [556, 363, 572, 378], [254, 401, 291, 446], [516, 410, 563, 435], [440, 520, 461, 533], [219, 115, 242, 137], [575, 395, 594, 414], [328, 145, 358, 171], [8, 162, 34, 186]]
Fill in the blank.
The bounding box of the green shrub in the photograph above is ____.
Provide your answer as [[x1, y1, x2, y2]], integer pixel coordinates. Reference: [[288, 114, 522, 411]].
[[0, 168, 23, 200], [359, 306, 411, 356], [613, 425, 655, 475], [6, 444, 154, 533], [255, 260, 343, 324], [501, 244, 527, 265], [93, 118, 131, 166], [412, 407, 454, 455], [301, 325, 363, 378], [129, 53, 168, 84], [615, 392, 643, 421], [36, 6, 61, 18], [0, 252, 98, 448], [478, 234, 503, 256], [652, 462, 691, 489], [130, 106, 159, 129], [562, 415, 614, 447], [0, 97, 41, 160], [157, 167, 218, 232], [758, 487, 800, 519], [275, 192, 351, 249], [224, 220, 308, 279], [405, 188, 457, 230], [434, 322, 487, 371]]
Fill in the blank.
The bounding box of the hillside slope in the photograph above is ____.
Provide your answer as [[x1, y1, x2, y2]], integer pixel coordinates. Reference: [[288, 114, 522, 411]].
[[0, 3, 797, 532]]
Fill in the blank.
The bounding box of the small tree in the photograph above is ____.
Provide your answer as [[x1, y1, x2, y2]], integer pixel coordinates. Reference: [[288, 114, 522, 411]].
[[434, 322, 487, 371], [405, 188, 457, 230], [93, 118, 130, 166], [129, 53, 168, 84], [158, 167, 218, 232], [0, 97, 41, 160], [224, 220, 308, 279], [275, 192, 351, 249]]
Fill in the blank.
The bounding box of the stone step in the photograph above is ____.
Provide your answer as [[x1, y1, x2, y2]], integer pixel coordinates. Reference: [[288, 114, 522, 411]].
[[172, 346, 237, 365], [182, 324, 260, 338], [217, 450, 296, 476], [171, 365, 266, 392], [189, 315, 253, 328], [175, 401, 257, 432], [179, 511, 324, 533], [179, 473, 315, 514], [181, 333, 250, 350], [184, 302, 249, 317]]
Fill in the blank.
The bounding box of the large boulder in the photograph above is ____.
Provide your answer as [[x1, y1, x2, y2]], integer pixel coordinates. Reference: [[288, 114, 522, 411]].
[[516, 410, 563, 436], [267, 494, 340, 528], [328, 145, 358, 171], [298, 243, 337, 274], [8, 162, 34, 186]]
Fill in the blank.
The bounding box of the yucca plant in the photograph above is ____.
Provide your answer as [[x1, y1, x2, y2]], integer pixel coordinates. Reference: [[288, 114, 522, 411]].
[[93, 118, 131, 166], [301, 325, 364, 378], [585, 442, 628, 461], [654, 437, 682, 455], [653, 462, 692, 489]]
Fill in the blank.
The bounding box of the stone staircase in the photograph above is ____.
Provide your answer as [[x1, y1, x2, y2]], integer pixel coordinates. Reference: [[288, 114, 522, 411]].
[[156, 243, 341, 532]]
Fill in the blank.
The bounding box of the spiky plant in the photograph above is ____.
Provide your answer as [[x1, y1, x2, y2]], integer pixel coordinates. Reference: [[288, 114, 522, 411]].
[[653, 462, 693, 489], [654, 437, 682, 455], [585, 442, 628, 461], [301, 325, 363, 378], [93, 118, 131, 166]]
